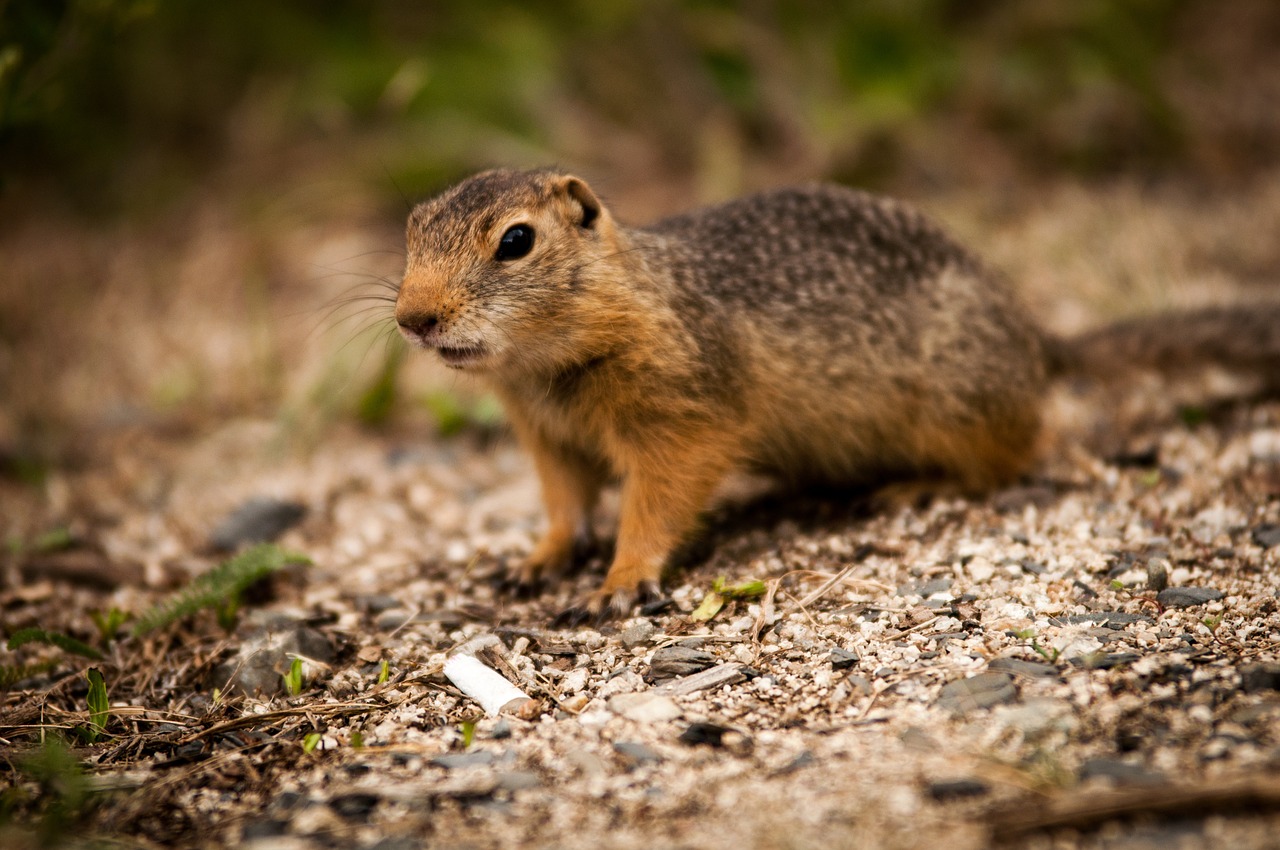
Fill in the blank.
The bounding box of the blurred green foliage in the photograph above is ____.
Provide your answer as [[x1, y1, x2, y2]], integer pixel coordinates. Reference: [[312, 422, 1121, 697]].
[[0, 0, 1217, 207], [0, 736, 91, 846]]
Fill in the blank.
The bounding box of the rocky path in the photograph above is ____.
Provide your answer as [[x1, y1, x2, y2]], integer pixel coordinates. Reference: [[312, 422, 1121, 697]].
[[2, 394, 1279, 849]]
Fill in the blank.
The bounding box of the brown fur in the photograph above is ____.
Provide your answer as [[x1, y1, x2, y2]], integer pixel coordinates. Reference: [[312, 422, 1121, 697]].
[[394, 168, 1276, 616]]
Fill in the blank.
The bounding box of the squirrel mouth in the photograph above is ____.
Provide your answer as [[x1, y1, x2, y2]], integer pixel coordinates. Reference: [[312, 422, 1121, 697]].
[[436, 344, 487, 368]]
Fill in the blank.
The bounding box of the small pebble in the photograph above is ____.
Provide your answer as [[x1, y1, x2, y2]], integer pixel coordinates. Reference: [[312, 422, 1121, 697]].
[[495, 771, 541, 792], [1145, 558, 1170, 592], [927, 778, 990, 801], [431, 751, 497, 770], [613, 741, 663, 767], [937, 672, 1017, 714], [609, 692, 682, 723], [208, 497, 307, 552], [1240, 663, 1280, 693], [1157, 587, 1225, 608], [988, 657, 1058, 679], [678, 722, 751, 754], [619, 620, 656, 648], [828, 648, 860, 670], [647, 646, 716, 681], [1251, 524, 1280, 549], [329, 793, 380, 820], [1078, 759, 1166, 786]]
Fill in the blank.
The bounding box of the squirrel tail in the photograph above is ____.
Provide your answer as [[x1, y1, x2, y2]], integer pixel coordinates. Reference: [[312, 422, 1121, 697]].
[[1047, 303, 1280, 392]]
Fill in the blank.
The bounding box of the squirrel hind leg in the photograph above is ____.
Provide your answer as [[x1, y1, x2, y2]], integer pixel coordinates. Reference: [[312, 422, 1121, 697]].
[[919, 412, 1043, 493]]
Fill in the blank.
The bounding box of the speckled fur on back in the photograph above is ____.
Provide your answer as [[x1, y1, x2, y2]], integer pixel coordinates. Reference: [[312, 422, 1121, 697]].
[[644, 185, 1048, 487]]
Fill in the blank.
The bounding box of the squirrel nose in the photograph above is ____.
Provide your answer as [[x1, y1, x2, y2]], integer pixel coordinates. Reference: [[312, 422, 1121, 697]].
[[397, 312, 440, 337]]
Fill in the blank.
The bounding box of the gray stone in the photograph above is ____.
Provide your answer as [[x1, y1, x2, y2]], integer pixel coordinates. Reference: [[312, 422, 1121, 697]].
[[1072, 579, 1098, 599], [988, 657, 1058, 679], [356, 594, 400, 614], [1240, 663, 1280, 693], [647, 646, 716, 681], [1078, 758, 1167, 786], [495, 771, 541, 791], [1228, 702, 1280, 724], [1061, 611, 1153, 627], [430, 751, 497, 770], [927, 777, 990, 800], [776, 750, 816, 774], [613, 741, 663, 766], [1251, 524, 1280, 549], [678, 722, 750, 751], [375, 609, 414, 631], [610, 691, 682, 722], [208, 497, 306, 552], [996, 698, 1076, 738], [210, 623, 334, 696], [375, 608, 464, 631], [937, 672, 1017, 714], [1069, 652, 1142, 670], [1157, 587, 1225, 608], [899, 578, 952, 598], [1145, 559, 1170, 592], [329, 792, 380, 820], [847, 675, 873, 696], [828, 648, 860, 670], [655, 662, 747, 696], [240, 818, 289, 840], [900, 726, 938, 752], [619, 620, 656, 648]]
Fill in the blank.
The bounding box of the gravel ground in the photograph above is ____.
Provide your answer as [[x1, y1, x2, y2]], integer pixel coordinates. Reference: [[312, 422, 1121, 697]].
[[2, 174, 1280, 849], [2, 388, 1279, 849]]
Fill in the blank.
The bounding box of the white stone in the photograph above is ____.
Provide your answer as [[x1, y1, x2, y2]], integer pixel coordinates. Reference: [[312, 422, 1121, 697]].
[[608, 691, 682, 723]]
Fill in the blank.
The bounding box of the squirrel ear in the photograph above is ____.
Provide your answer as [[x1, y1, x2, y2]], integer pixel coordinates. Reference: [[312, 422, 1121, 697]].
[[562, 177, 601, 229]]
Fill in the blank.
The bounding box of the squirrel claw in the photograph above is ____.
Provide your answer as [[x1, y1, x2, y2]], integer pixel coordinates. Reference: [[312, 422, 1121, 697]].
[[494, 572, 544, 599], [493, 556, 549, 599], [554, 580, 663, 627]]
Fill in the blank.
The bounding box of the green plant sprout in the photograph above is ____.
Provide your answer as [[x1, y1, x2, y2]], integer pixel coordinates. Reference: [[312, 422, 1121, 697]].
[[89, 608, 129, 645], [82, 668, 109, 743], [284, 657, 305, 696], [691, 576, 767, 622]]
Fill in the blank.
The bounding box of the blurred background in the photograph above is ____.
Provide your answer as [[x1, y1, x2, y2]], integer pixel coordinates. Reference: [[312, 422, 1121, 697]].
[[2, 0, 1279, 494]]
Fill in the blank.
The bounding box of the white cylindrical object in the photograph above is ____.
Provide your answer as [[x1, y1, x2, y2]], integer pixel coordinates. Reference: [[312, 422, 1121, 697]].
[[443, 654, 531, 716]]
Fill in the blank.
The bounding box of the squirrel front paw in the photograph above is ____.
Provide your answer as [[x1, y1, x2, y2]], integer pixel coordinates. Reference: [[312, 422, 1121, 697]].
[[500, 527, 598, 595], [553, 557, 665, 624], [554, 578, 663, 626]]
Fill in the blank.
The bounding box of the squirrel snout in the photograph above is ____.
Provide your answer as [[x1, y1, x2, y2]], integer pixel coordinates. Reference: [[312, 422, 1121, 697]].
[[396, 310, 450, 348], [397, 311, 440, 338]]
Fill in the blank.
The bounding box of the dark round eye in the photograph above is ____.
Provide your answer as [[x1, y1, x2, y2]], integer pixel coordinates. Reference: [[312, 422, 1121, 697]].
[[495, 225, 535, 261]]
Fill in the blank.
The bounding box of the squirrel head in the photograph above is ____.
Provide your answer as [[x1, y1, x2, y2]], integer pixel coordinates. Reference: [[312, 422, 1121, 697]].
[[396, 168, 622, 373]]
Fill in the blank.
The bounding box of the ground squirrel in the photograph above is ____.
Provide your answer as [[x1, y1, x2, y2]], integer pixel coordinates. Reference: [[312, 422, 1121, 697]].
[[395, 168, 1280, 617]]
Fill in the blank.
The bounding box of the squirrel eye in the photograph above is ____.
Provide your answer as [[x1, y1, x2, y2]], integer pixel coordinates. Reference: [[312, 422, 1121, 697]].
[[495, 225, 535, 261]]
